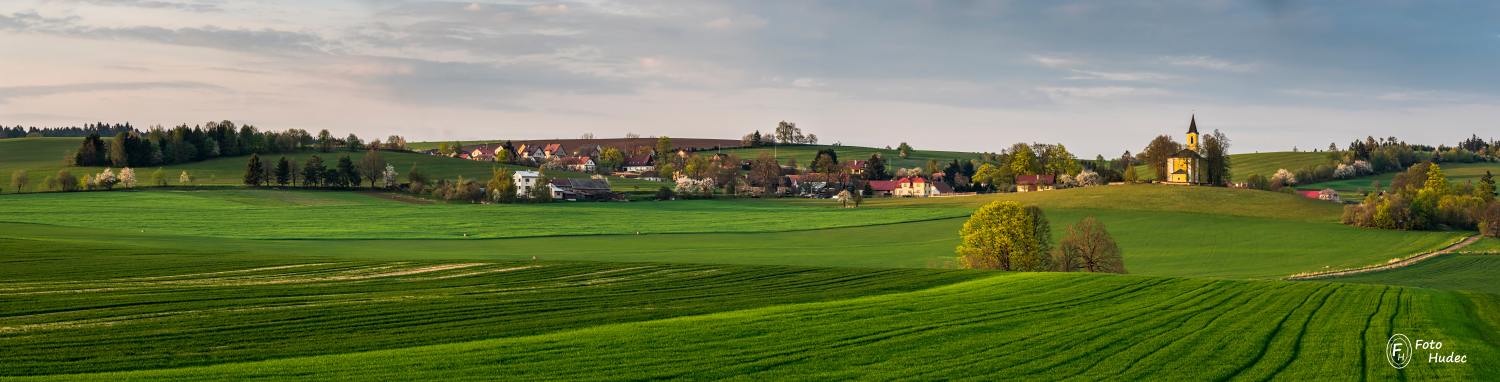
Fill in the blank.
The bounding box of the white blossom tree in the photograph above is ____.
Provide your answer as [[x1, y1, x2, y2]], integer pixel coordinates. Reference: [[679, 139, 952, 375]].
[[1271, 168, 1297, 186], [381, 164, 399, 189], [119, 167, 137, 188], [1074, 169, 1104, 186], [94, 168, 119, 190]]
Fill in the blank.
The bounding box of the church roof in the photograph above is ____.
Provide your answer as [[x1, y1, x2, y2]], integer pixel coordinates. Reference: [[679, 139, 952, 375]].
[[1169, 148, 1202, 159], [1188, 115, 1199, 134]]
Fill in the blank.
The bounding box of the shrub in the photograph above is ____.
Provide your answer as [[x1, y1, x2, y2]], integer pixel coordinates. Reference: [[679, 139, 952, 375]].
[[655, 186, 675, 201]]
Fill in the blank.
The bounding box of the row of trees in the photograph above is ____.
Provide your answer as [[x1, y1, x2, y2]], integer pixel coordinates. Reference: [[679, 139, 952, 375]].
[[241, 150, 396, 189], [8, 167, 196, 193], [1, 122, 135, 139], [740, 121, 820, 147], [1342, 162, 1499, 232], [956, 201, 1126, 273], [71, 121, 407, 169]]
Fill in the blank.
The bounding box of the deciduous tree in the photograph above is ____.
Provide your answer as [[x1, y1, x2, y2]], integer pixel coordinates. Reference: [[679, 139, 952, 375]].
[[956, 201, 1052, 271], [1053, 217, 1126, 273]]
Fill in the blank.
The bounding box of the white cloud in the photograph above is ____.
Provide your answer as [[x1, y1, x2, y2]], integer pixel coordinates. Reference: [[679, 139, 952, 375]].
[[464, 3, 482, 12], [1037, 86, 1168, 101], [704, 15, 767, 30], [1031, 54, 1079, 68], [790, 77, 825, 88], [1162, 55, 1258, 72], [528, 4, 569, 16], [1065, 69, 1174, 82]]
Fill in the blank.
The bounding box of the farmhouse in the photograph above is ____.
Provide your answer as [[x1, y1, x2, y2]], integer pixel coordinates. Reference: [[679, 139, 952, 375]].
[[867, 180, 899, 197], [891, 177, 950, 197], [623, 154, 655, 173], [555, 156, 597, 173], [1166, 115, 1204, 184], [1016, 175, 1056, 192]]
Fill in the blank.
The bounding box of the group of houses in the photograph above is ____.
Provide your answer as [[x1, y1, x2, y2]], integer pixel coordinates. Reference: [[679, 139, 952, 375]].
[[458, 142, 612, 174]]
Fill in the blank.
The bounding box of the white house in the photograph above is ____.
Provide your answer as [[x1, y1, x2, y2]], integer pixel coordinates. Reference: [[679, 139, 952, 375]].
[[513, 170, 542, 196]]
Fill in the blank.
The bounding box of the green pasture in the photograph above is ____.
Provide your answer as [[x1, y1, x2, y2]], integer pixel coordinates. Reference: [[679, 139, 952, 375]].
[[9, 273, 1493, 381], [0, 137, 668, 193]]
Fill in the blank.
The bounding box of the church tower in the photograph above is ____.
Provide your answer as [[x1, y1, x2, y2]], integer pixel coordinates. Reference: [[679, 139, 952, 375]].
[[1185, 114, 1200, 152]]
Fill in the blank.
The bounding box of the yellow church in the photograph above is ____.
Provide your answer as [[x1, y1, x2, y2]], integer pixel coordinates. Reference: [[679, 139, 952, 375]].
[[1166, 115, 1204, 184]]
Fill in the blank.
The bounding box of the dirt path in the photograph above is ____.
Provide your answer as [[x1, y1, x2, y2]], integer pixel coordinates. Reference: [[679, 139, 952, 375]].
[[1285, 235, 1482, 281]]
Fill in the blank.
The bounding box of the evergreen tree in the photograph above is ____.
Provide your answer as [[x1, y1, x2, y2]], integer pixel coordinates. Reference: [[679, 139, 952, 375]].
[[1478, 171, 1496, 202], [274, 156, 291, 186], [243, 154, 264, 186], [302, 156, 325, 187], [336, 155, 359, 188]]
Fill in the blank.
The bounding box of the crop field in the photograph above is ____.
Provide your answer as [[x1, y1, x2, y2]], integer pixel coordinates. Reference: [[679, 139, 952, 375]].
[[0, 137, 669, 193], [4, 271, 1493, 380], [1327, 254, 1500, 295]]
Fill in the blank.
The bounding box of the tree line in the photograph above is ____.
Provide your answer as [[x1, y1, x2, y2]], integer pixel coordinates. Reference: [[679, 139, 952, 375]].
[[1343, 162, 1500, 234], [0, 122, 135, 139], [70, 121, 407, 169]]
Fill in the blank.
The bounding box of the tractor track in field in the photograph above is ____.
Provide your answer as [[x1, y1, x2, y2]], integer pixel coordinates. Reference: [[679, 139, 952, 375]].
[[1284, 235, 1481, 281]]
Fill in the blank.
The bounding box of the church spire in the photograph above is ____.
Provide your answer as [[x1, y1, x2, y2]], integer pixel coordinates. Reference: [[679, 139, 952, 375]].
[[1188, 114, 1198, 134]]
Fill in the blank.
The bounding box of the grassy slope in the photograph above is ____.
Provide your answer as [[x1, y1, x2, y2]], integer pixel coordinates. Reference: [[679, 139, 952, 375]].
[[0, 137, 668, 192], [14, 273, 1495, 381], [1327, 254, 1500, 295], [0, 184, 1467, 279]]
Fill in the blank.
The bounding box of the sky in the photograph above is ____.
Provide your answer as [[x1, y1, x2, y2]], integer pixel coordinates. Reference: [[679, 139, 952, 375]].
[[1, 0, 1498, 156]]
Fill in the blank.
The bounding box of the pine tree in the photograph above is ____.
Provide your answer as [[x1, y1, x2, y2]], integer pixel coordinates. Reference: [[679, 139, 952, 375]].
[[274, 156, 291, 186], [243, 154, 264, 186]]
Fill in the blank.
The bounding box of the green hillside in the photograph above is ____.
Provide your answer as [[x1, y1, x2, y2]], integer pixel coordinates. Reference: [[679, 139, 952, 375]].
[[10, 271, 1493, 381], [1300, 162, 1500, 197], [1229, 151, 1336, 181], [0, 137, 668, 192]]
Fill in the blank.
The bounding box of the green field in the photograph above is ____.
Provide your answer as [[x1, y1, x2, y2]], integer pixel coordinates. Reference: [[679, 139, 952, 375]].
[[1132, 151, 1335, 183], [4, 267, 1493, 380], [4, 142, 1497, 379], [1327, 254, 1500, 295], [0, 137, 669, 193]]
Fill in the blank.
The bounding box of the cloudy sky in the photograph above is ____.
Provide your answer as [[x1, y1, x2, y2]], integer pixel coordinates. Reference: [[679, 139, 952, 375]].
[[1, 0, 1497, 155]]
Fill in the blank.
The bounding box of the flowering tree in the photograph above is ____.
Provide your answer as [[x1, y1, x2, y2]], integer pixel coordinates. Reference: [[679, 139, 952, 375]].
[[179, 171, 194, 185], [1333, 164, 1357, 179], [1271, 168, 1297, 186], [381, 164, 399, 189], [674, 177, 715, 197], [94, 168, 120, 190], [119, 167, 137, 188], [1074, 169, 1104, 187]]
